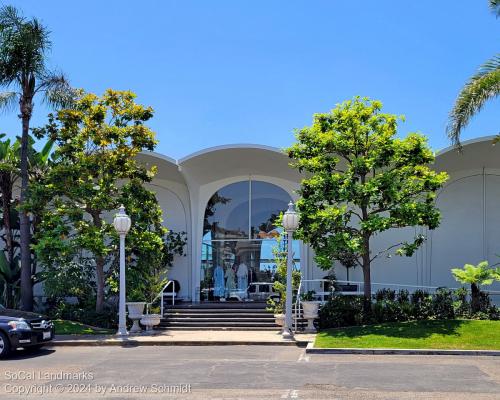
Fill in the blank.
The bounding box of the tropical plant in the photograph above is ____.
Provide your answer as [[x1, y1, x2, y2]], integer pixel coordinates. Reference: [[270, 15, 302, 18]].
[[447, 1, 500, 145], [451, 261, 495, 312], [287, 97, 448, 312], [0, 134, 54, 307], [0, 135, 20, 307], [0, 5, 74, 310]]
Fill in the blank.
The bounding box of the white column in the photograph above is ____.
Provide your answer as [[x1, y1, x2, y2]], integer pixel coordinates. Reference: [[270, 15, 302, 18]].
[[117, 233, 128, 336], [282, 231, 294, 340]]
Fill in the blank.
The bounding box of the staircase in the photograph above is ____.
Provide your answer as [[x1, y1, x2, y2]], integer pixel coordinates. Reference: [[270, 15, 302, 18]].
[[158, 301, 280, 331]]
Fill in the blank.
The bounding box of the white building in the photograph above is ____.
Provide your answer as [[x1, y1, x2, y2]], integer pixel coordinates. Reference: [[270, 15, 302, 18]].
[[137, 136, 500, 303]]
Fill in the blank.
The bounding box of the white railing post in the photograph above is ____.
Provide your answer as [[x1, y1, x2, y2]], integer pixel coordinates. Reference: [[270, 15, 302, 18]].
[[160, 292, 164, 316]]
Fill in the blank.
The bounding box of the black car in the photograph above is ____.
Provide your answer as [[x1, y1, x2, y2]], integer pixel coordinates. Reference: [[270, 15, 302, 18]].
[[0, 304, 54, 358]]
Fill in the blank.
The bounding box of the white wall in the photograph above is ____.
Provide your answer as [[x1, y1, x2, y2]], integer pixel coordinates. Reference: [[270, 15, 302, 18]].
[[147, 180, 191, 300]]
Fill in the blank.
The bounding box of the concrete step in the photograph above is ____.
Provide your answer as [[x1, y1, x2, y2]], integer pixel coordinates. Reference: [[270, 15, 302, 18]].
[[165, 317, 276, 323], [155, 326, 280, 331], [165, 308, 271, 313], [165, 312, 274, 318], [160, 321, 278, 329], [166, 302, 268, 309]]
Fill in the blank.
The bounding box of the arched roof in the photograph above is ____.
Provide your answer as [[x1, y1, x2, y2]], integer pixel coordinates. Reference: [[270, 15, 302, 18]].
[[136, 151, 185, 183], [434, 136, 500, 173], [177, 143, 302, 184], [139, 136, 500, 186], [178, 143, 284, 164]]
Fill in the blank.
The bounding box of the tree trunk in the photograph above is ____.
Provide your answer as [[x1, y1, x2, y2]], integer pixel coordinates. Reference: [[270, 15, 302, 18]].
[[1, 176, 14, 274], [471, 282, 480, 313], [19, 98, 33, 311], [91, 211, 105, 313], [95, 256, 105, 313], [360, 194, 372, 316], [362, 248, 372, 316]]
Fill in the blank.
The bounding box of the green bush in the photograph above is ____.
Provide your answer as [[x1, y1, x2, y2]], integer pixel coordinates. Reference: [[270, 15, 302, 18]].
[[372, 299, 407, 323], [318, 286, 499, 330], [453, 287, 470, 317], [410, 289, 433, 320], [318, 295, 364, 329], [375, 288, 396, 302], [396, 289, 410, 304], [46, 301, 118, 330], [432, 288, 455, 319]]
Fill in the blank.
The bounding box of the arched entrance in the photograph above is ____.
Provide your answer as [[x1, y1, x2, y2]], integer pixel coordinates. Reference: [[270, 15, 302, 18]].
[[200, 179, 300, 301]]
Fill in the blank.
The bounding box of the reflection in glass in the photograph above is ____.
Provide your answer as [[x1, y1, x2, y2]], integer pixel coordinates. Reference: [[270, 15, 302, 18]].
[[201, 180, 300, 302], [203, 181, 249, 240]]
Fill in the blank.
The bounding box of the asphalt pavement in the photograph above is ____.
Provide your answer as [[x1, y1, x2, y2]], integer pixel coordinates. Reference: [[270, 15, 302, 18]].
[[0, 345, 499, 399]]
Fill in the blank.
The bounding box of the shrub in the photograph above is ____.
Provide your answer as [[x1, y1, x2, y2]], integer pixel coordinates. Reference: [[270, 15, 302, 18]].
[[372, 299, 408, 323], [432, 287, 455, 319], [318, 295, 364, 329], [46, 301, 118, 329], [375, 288, 396, 302], [410, 289, 433, 320], [453, 287, 470, 317], [396, 289, 410, 304]]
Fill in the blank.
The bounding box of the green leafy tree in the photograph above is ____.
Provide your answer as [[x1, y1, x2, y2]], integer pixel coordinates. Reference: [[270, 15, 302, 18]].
[[31, 90, 166, 313], [0, 5, 73, 310], [451, 261, 495, 312], [447, 1, 499, 145], [287, 97, 448, 311]]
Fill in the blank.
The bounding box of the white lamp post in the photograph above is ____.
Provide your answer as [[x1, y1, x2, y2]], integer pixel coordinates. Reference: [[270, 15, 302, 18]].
[[113, 205, 131, 336], [282, 201, 299, 340]]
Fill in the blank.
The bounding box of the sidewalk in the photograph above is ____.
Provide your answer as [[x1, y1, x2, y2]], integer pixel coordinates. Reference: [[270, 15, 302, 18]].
[[50, 330, 316, 347]]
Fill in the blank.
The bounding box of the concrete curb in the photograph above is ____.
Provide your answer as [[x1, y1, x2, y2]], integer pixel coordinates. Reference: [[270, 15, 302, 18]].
[[305, 342, 500, 356], [49, 338, 310, 347]]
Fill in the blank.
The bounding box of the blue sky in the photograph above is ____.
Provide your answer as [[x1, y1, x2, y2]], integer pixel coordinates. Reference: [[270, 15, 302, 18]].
[[1, 0, 499, 159]]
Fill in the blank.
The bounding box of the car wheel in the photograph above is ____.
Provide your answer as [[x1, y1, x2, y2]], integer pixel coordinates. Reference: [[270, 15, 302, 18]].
[[0, 331, 11, 358]]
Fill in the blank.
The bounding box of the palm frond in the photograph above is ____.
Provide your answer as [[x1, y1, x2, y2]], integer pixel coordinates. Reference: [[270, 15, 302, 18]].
[[0, 5, 24, 29], [0, 6, 51, 87], [447, 54, 500, 146], [38, 71, 76, 109], [0, 91, 17, 112], [490, 0, 500, 17]]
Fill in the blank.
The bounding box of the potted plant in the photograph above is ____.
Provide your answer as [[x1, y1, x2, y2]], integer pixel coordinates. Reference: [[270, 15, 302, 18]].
[[139, 272, 168, 331], [300, 290, 320, 318], [267, 296, 285, 326]]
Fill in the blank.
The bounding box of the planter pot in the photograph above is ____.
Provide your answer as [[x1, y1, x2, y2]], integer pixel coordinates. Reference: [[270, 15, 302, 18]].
[[274, 313, 285, 327], [301, 301, 320, 319], [301, 301, 320, 333], [126, 302, 146, 333], [140, 314, 161, 331]]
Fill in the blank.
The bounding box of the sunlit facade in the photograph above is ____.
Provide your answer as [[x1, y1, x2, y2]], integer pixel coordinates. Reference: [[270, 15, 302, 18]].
[[137, 138, 500, 303]]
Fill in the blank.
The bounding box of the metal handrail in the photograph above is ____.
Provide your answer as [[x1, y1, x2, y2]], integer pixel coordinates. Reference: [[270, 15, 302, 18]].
[[159, 280, 177, 316]]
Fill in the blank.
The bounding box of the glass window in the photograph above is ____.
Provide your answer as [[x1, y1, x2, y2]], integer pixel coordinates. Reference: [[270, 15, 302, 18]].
[[201, 179, 300, 302], [203, 181, 249, 240], [251, 181, 290, 239]]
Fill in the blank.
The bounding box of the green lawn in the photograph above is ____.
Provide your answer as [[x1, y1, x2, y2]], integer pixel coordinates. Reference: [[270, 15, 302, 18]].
[[315, 320, 500, 350], [53, 319, 114, 335]]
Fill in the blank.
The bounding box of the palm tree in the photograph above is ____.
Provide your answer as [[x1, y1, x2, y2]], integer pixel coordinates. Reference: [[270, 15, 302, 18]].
[[451, 261, 494, 312], [447, 1, 500, 145], [0, 6, 73, 310]]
